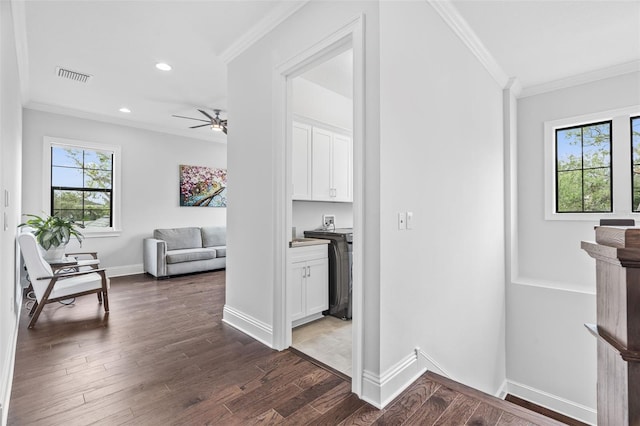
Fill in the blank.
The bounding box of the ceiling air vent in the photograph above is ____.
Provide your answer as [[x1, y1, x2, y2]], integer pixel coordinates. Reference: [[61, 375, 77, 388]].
[[56, 66, 92, 83]]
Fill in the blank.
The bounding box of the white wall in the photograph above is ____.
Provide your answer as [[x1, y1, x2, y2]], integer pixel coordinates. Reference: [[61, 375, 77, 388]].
[[510, 72, 640, 423], [293, 77, 352, 130], [22, 109, 227, 275], [0, 1, 23, 423], [292, 201, 353, 237], [378, 0, 506, 397], [226, 0, 382, 378]]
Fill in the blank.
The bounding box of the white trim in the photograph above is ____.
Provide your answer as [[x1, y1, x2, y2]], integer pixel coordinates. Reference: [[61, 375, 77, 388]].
[[106, 264, 143, 278], [272, 13, 365, 398], [543, 105, 640, 221], [292, 114, 352, 136], [222, 305, 273, 348], [520, 60, 640, 99], [362, 349, 425, 409], [426, 0, 509, 89], [416, 347, 452, 379], [42, 136, 123, 235], [506, 380, 597, 425], [26, 102, 227, 144], [512, 276, 596, 296], [10, 0, 29, 104], [496, 380, 509, 399], [291, 312, 323, 328], [220, 1, 309, 64]]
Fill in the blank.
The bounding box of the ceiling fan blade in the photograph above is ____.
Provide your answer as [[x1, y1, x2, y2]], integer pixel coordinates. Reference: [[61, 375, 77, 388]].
[[172, 115, 210, 123], [222, 126, 227, 135], [190, 124, 210, 129], [198, 109, 214, 120]]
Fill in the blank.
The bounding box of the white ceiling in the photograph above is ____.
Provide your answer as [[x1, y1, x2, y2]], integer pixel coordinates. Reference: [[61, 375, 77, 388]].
[[452, 0, 640, 89], [15, 1, 640, 142]]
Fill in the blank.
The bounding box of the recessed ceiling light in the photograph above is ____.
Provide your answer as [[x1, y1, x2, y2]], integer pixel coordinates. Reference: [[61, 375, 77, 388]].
[[119, 107, 131, 113], [155, 62, 172, 71]]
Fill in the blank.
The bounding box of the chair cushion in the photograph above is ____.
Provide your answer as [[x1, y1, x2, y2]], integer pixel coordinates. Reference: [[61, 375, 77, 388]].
[[154, 227, 203, 250], [211, 246, 226, 258], [201, 226, 226, 248], [166, 248, 216, 264], [50, 273, 104, 300]]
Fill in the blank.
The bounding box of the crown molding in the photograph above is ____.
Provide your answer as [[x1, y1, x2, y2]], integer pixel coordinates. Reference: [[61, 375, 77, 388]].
[[426, 0, 509, 89], [220, 1, 309, 64], [10, 0, 30, 104], [25, 101, 228, 144], [519, 60, 640, 99]]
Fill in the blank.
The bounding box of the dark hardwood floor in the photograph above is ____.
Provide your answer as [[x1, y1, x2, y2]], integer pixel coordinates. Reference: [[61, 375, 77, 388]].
[[9, 270, 563, 425]]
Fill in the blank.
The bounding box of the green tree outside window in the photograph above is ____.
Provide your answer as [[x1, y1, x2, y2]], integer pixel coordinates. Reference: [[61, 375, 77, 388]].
[[556, 121, 612, 213]]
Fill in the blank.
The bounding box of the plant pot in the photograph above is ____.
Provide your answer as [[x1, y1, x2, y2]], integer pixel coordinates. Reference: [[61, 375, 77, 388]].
[[42, 245, 67, 262]]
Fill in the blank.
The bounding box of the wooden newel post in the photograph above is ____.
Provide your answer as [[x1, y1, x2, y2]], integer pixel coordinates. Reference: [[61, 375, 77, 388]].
[[582, 226, 640, 426]]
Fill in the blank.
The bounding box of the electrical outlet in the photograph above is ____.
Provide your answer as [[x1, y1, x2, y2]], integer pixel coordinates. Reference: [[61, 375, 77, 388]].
[[323, 214, 335, 228]]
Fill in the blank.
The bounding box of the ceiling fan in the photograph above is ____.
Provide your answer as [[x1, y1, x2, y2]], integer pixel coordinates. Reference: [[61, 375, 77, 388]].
[[172, 109, 227, 134]]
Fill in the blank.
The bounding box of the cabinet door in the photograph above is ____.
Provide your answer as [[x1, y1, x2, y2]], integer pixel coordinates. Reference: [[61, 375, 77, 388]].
[[311, 127, 333, 201], [292, 123, 312, 200], [305, 257, 328, 315], [332, 133, 352, 202], [291, 262, 306, 321]]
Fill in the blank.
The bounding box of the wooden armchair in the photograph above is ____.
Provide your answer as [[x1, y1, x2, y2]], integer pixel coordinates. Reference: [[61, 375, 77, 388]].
[[18, 232, 109, 328]]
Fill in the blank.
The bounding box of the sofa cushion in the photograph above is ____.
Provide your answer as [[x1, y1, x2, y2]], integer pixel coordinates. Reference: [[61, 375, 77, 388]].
[[166, 248, 216, 264], [211, 246, 226, 258], [155, 227, 203, 251], [201, 226, 226, 248]]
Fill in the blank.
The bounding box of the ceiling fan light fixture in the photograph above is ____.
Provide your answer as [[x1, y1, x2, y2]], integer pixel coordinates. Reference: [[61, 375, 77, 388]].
[[155, 62, 172, 71], [211, 123, 223, 131], [119, 107, 131, 113]]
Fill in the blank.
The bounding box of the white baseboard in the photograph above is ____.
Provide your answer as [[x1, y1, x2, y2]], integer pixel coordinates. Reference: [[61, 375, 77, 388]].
[[362, 348, 427, 409], [222, 305, 273, 348], [416, 347, 451, 379], [506, 380, 597, 425], [106, 263, 143, 278]]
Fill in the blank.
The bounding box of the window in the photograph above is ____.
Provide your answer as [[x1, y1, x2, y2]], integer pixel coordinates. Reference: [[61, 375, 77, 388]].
[[51, 146, 113, 227], [632, 116, 640, 211], [44, 137, 121, 235], [555, 121, 612, 213], [544, 106, 639, 221]]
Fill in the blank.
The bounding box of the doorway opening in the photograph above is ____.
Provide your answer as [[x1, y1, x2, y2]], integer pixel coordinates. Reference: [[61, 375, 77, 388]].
[[273, 15, 364, 395]]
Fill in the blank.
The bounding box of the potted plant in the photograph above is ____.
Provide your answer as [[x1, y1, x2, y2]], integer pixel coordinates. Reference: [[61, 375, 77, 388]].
[[18, 213, 84, 261]]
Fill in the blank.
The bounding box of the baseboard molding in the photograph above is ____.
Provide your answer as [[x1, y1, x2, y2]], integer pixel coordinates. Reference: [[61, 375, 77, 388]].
[[106, 264, 144, 278], [506, 380, 597, 425], [416, 347, 451, 379], [222, 305, 273, 348], [1, 307, 20, 426], [362, 348, 429, 409]]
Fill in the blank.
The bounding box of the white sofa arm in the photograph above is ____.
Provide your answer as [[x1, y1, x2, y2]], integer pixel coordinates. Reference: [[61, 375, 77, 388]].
[[143, 238, 167, 277]]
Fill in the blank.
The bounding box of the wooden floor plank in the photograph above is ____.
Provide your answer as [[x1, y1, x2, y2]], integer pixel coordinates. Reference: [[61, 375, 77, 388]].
[[404, 385, 459, 425], [8, 271, 570, 426]]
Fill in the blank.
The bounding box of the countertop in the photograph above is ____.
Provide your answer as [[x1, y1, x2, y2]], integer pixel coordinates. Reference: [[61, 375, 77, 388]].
[[289, 238, 331, 248]]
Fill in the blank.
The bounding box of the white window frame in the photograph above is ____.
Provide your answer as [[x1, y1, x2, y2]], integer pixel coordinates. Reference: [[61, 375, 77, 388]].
[[43, 136, 122, 237], [544, 105, 640, 221]]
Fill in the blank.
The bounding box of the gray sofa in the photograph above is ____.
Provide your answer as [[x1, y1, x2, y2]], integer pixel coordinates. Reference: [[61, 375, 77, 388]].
[[143, 226, 226, 278]]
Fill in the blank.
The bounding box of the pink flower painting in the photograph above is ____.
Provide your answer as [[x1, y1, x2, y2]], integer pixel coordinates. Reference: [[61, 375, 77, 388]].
[[179, 165, 227, 207]]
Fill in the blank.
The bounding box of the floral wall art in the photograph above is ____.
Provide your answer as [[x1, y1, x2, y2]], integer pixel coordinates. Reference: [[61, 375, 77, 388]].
[[179, 165, 227, 207]]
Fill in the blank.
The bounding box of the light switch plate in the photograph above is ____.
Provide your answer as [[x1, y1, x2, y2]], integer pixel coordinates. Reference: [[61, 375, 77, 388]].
[[398, 212, 406, 230], [406, 212, 414, 229]]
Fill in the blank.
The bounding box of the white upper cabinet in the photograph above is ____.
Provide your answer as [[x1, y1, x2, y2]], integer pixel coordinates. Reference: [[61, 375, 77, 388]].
[[292, 122, 312, 200], [331, 133, 352, 202], [293, 121, 352, 203]]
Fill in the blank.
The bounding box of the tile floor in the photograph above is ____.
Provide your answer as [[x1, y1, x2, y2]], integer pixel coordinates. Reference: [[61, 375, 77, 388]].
[[292, 315, 352, 376]]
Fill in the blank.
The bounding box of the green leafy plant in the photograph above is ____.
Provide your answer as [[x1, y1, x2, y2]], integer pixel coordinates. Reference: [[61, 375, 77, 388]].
[[18, 213, 84, 250]]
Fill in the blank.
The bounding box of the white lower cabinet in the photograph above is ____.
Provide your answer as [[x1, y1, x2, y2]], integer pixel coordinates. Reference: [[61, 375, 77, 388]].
[[290, 244, 328, 327]]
